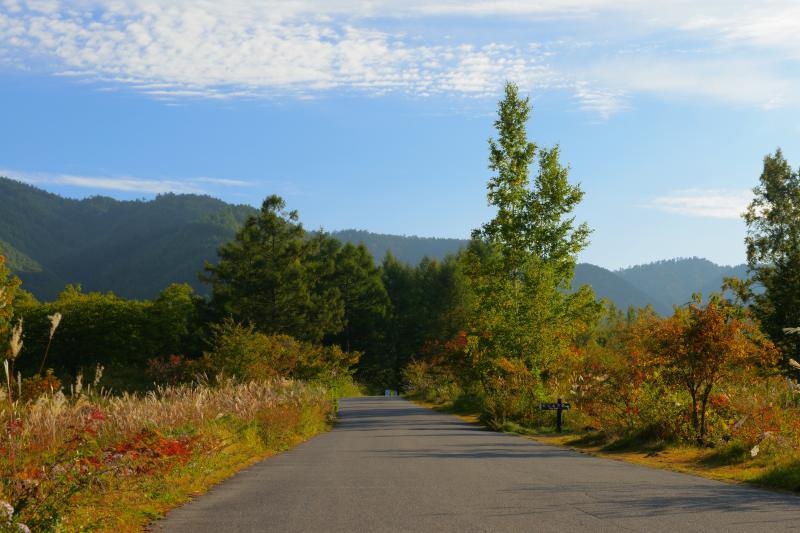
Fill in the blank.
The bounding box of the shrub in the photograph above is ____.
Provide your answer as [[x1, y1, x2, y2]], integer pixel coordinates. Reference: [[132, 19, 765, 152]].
[[203, 319, 360, 384]]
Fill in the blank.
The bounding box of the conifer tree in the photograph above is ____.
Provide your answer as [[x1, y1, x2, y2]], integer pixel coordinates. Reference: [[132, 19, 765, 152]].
[[743, 149, 800, 366], [204, 195, 344, 343]]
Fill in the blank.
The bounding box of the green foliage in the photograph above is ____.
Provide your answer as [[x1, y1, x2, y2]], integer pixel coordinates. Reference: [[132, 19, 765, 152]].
[[743, 149, 800, 368], [203, 318, 360, 384], [331, 230, 467, 267], [463, 82, 599, 421], [204, 195, 344, 343], [377, 252, 470, 388], [327, 242, 389, 354], [15, 284, 203, 386]]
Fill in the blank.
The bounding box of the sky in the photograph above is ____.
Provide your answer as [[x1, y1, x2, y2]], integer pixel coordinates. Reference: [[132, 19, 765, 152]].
[[1, 1, 800, 269]]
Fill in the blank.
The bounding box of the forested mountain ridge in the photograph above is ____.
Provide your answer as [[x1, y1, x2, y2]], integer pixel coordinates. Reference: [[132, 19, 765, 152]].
[[615, 257, 749, 311], [0, 177, 256, 299], [329, 230, 467, 266], [0, 177, 747, 310]]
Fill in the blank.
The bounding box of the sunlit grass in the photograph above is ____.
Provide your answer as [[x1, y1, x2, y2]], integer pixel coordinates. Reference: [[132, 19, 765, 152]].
[[0, 377, 333, 531]]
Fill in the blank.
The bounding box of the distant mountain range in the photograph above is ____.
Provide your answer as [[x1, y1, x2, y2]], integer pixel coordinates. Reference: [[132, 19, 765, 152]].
[[574, 260, 748, 315], [0, 177, 749, 311]]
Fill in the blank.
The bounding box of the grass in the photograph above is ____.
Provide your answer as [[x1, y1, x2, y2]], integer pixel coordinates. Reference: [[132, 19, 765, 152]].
[[408, 395, 800, 495], [1, 378, 334, 532], [66, 416, 324, 531]]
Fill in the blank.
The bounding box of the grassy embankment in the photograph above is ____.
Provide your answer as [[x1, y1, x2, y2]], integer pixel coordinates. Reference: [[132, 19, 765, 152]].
[[1, 377, 361, 532], [409, 396, 800, 494]]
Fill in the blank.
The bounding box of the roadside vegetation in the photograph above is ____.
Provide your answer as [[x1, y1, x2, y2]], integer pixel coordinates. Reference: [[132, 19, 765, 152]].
[[403, 83, 800, 494], [2, 81, 800, 530]]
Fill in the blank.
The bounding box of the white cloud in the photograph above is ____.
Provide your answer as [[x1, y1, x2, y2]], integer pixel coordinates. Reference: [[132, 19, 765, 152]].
[[0, 1, 562, 100], [573, 81, 628, 119], [2, 0, 800, 116], [2, 168, 251, 194], [650, 189, 752, 219], [584, 56, 794, 110]]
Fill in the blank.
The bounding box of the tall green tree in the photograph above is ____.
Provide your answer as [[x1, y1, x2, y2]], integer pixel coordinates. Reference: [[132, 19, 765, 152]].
[[329, 243, 388, 354], [378, 252, 470, 388], [743, 149, 800, 366], [203, 195, 343, 343], [465, 82, 598, 414]]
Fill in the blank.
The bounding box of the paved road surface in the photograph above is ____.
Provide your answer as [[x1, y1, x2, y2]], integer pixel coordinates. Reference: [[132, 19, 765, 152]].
[[156, 397, 800, 532]]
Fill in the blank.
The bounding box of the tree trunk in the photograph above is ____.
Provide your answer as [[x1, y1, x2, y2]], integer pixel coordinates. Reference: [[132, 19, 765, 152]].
[[689, 387, 700, 445], [699, 385, 713, 447]]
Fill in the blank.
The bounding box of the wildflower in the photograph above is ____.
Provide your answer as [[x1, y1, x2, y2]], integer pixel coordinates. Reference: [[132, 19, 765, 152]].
[[17, 523, 30, 533], [9, 319, 22, 359], [789, 358, 800, 371], [47, 312, 62, 340], [750, 444, 760, 457], [0, 500, 13, 521], [72, 372, 83, 397]]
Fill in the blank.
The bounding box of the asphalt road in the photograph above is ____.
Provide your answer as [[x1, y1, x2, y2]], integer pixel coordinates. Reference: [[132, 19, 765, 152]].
[[155, 397, 800, 532]]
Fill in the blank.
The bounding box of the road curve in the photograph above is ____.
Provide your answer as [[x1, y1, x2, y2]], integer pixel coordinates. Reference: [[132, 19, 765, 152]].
[[155, 397, 800, 532]]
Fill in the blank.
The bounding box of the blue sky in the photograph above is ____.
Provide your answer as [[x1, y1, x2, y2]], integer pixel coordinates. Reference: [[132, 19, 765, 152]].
[[1, 1, 800, 269]]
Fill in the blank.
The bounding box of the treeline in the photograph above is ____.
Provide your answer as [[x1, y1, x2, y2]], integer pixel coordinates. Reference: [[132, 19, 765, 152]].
[[0, 195, 467, 392]]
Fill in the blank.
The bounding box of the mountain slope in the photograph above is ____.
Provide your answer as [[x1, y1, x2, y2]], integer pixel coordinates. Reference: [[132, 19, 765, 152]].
[[573, 263, 670, 314], [0, 177, 750, 312], [0, 177, 257, 299], [616, 258, 749, 308], [331, 229, 468, 266]]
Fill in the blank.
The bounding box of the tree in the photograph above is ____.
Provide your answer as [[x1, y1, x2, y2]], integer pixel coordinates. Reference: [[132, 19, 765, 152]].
[[464, 82, 599, 420], [151, 283, 204, 357], [743, 149, 800, 367], [646, 295, 778, 445], [0, 254, 21, 350], [329, 243, 388, 354], [203, 195, 344, 343]]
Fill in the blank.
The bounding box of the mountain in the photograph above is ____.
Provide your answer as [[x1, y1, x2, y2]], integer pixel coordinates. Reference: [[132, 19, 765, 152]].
[[331, 230, 467, 266], [573, 263, 671, 314], [0, 177, 471, 300], [0, 177, 751, 311], [615, 258, 749, 310], [0, 177, 256, 300]]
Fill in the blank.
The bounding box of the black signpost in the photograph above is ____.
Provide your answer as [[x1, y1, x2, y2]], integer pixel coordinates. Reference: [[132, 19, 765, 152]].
[[540, 398, 570, 433]]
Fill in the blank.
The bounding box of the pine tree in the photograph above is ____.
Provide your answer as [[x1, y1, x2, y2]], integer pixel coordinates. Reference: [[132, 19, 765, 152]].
[[743, 149, 800, 367], [203, 195, 344, 343], [330, 242, 389, 354]]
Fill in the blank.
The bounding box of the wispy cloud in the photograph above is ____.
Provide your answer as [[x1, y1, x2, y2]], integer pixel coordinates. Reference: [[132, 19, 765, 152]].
[[1, 169, 251, 194], [1, 1, 800, 117], [573, 82, 629, 119], [649, 189, 752, 219], [0, 2, 564, 101]]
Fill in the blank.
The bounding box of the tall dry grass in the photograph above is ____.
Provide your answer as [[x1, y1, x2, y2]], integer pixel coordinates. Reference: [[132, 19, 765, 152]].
[[0, 374, 332, 531], [1, 374, 327, 453]]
